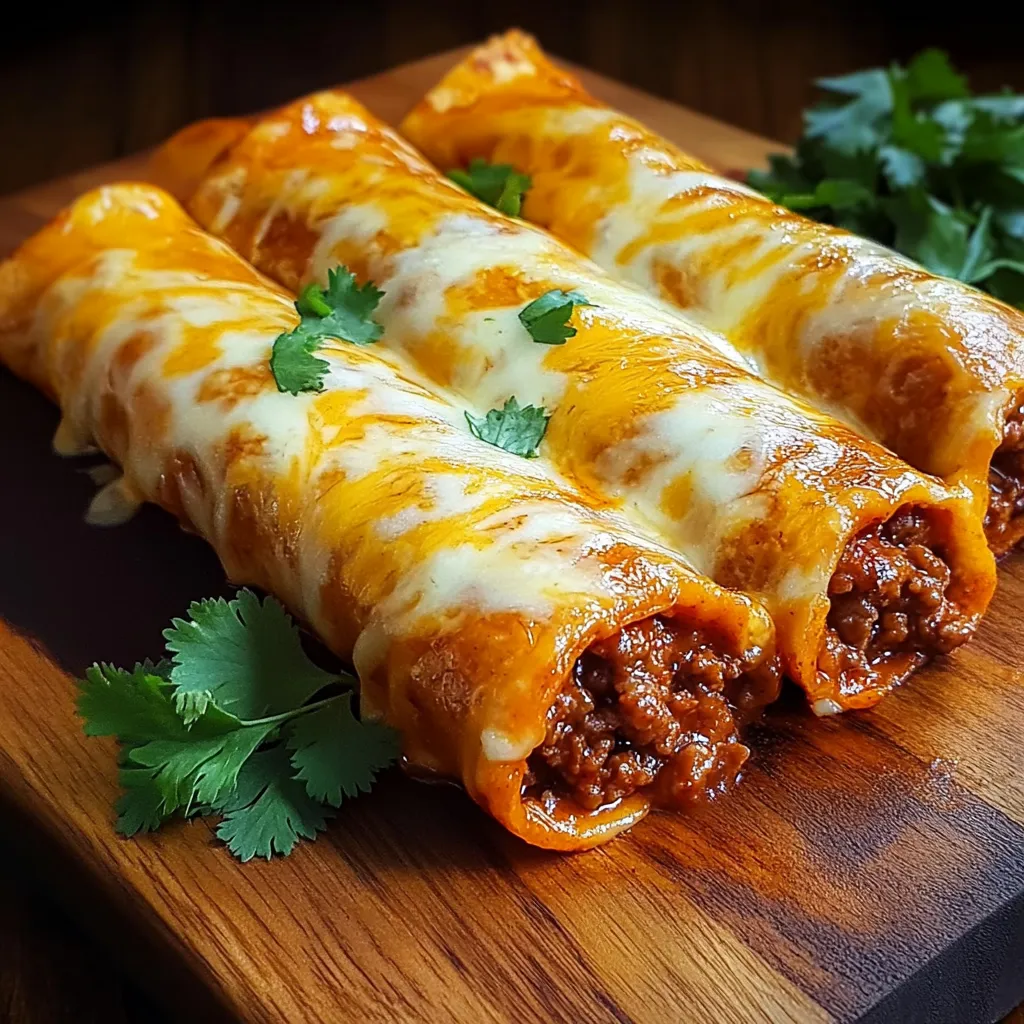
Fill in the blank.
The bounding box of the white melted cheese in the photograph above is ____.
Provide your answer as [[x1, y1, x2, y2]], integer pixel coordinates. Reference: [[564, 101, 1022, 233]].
[[620, 207, 792, 341], [373, 472, 480, 541], [590, 387, 767, 575], [310, 203, 389, 272], [426, 52, 542, 117], [480, 728, 534, 761], [85, 475, 143, 527], [209, 191, 243, 236], [813, 698, 844, 717], [536, 106, 622, 136], [520, 109, 771, 345], [314, 208, 750, 411], [591, 164, 761, 275], [52, 417, 98, 456], [796, 241, 943, 349], [373, 502, 608, 627], [279, 200, 858, 591]]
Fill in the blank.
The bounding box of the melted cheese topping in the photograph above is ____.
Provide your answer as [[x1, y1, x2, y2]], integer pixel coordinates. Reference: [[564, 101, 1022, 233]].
[[400, 29, 1024, 507], [0, 182, 775, 851], [156, 89, 995, 699]]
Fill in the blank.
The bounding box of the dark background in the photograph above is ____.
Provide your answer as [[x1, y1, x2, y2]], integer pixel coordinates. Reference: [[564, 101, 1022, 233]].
[[1, 2, 1023, 1021], [2, 0, 1024, 196]]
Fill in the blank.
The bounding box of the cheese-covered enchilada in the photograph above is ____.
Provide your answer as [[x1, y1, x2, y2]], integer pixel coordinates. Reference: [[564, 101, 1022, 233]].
[[0, 183, 782, 849], [401, 31, 1024, 555], [151, 92, 997, 714]]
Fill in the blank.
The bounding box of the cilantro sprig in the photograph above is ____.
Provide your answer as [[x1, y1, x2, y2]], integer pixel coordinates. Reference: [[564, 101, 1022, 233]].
[[465, 397, 550, 458], [271, 267, 385, 395], [519, 289, 591, 344], [78, 590, 400, 861], [748, 50, 1024, 308], [448, 158, 532, 216]]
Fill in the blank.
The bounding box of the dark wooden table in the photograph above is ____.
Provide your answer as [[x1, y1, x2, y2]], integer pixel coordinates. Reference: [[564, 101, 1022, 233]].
[[1, 840, 1020, 1024], [0, 845, 162, 1024]]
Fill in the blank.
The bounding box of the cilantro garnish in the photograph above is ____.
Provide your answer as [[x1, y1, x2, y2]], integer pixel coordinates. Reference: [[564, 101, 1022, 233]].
[[271, 267, 385, 396], [77, 590, 400, 861], [465, 397, 550, 458], [448, 158, 532, 216], [215, 747, 331, 861], [163, 591, 334, 724], [747, 49, 1024, 308], [286, 692, 398, 806], [519, 289, 591, 344]]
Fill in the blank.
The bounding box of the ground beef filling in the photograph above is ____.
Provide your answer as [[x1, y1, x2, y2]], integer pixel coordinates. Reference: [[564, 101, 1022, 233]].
[[522, 617, 768, 813], [985, 399, 1024, 552], [820, 506, 971, 698]]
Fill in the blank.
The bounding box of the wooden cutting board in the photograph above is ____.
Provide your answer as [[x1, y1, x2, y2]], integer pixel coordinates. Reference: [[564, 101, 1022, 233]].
[[1, 47, 1023, 1024]]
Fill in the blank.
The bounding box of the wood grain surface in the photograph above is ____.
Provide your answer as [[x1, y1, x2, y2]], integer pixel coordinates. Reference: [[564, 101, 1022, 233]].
[[1, 50, 1023, 1024]]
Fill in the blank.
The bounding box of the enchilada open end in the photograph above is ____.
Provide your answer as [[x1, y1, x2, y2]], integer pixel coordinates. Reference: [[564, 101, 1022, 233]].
[[812, 503, 982, 713], [0, 183, 781, 850], [400, 30, 1024, 560], [376, 596, 781, 849], [986, 395, 1024, 554]]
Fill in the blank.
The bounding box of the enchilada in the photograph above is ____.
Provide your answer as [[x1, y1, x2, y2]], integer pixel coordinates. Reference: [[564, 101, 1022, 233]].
[[151, 92, 997, 714], [0, 183, 781, 849]]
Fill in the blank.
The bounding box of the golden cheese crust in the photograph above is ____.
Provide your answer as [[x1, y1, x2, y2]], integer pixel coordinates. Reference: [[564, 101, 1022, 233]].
[[0, 183, 780, 849], [401, 30, 1024, 553], [152, 91, 996, 711]]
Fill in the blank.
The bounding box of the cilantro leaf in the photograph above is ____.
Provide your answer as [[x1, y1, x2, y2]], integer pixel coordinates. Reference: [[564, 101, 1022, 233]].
[[126, 721, 276, 814], [80, 588, 400, 860], [317, 268, 387, 345], [973, 95, 1024, 122], [806, 68, 892, 155], [215, 747, 332, 861], [518, 289, 591, 344], [985, 263, 1024, 307], [781, 179, 873, 211], [959, 206, 997, 281], [270, 323, 331, 397], [747, 50, 1024, 309], [78, 663, 189, 742], [78, 662, 242, 739], [286, 692, 399, 806], [163, 590, 335, 723], [961, 114, 1024, 165], [115, 767, 168, 837], [889, 71, 947, 163], [887, 191, 972, 278], [448, 158, 532, 216], [815, 67, 893, 101], [879, 145, 926, 190], [296, 282, 332, 318], [82, 666, 270, 831], [904, 49, 969, 103], [974, 257, 1024, 280], [996, 210, 1024, 239], [465, 397, 550, 458], [271, 266, 385, 395]]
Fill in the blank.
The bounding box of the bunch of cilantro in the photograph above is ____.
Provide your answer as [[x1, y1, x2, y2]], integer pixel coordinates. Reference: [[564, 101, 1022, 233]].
[[78, 590, 399, 861], [748, 50, 1024, 308]]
